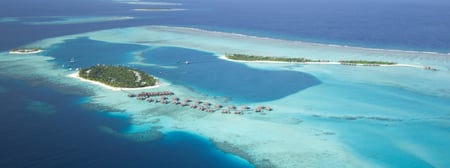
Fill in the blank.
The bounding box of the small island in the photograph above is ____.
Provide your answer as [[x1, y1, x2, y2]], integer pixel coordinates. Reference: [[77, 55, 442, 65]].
[[225, 54, 403, 67], [338, 60, 397, 66], [9, 48, 43, 55], [78, 65, 157, 88], [133, 8, 186, 12], [225, 53, 326, 63]]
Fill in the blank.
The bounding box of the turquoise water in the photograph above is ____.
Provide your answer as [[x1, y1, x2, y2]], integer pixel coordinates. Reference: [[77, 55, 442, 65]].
[[46, 38, 320, 102], [37, 33, 450, 168], [5, 27, 449, 168], [46, 37, 147, 68], [299, 68, 450, 167], [140, 47, 320, 102], [308, 115, 450, 168], [1, 0, 450, 167]]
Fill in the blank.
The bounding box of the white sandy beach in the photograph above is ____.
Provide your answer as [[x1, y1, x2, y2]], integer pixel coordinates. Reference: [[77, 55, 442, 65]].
[[219, 55, 431, 70], [67, 72, 160, 91]]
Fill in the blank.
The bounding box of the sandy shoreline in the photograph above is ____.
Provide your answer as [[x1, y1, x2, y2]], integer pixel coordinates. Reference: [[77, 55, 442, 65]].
[[67, 72, 160, 91], [218, 55, 429, 69], [9, 49, 43, 55]]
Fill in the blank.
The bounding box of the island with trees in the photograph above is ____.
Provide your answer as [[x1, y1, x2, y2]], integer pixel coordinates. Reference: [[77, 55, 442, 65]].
[[133, 8, 186, 12], [338, 60, 397, 66], [225, 53, 326, 63], [9, 48, 43, 54], [78, 65, 157, 88], [225, 53, 400, 66]]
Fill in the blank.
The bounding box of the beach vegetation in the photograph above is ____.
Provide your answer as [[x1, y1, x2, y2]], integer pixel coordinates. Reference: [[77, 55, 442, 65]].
[[338, 60, 397, 65], [225, 54, 326, 63], [78, 65, 157, 88]]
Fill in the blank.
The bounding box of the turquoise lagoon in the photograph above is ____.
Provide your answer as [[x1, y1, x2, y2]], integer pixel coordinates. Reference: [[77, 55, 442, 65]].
[[47, 37, 320, 102], [2, 0, 450, 167], [1, 26, 449, 168]]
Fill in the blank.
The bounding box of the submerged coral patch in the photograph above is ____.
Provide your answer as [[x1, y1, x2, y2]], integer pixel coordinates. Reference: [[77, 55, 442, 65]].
[[25, 100, 57, 115]]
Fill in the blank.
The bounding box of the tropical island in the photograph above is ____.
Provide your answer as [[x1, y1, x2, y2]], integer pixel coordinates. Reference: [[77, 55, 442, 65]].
[[225, 53, 326, 63], [133, 8, 186, 12], [225, 54, 399, 66], [9, 48, 43, 54], [223, 53, 444, 71], [338, 60, 397, 66], [78, 65, 157, 88]]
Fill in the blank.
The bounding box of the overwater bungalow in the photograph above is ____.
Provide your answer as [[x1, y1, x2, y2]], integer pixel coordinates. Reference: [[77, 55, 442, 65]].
[[128, 93, 136, 97], [197, 106, 205, 111], [228, 105, 236, 110], [146, 98, 154, 102], [214, 104, 222, 110], [203, 102, 211, 106], [241, 105, 250, 110], [221, 109, 230, 114], [135, 91, 175, 97], [190, 104, 197, 109], [254, 107, 262, 112], [234, 110, 243, 115], [194, 99, 202, 105], [425, 66, 438, 71], [205, 108, 214, 113], [266, 106, 273, 111], [183, 98, 191, 103], [180, 102, 188, 107]]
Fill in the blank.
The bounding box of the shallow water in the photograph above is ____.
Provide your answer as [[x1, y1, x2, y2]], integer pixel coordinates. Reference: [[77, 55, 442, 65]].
[[46, 37, 147, 68], [1, 0, 450, 167], [45, 38, 321, 103], [140, 46, 320, 102]]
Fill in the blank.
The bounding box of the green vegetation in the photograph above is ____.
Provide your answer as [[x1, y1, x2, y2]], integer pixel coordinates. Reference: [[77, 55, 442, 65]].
[[225, 54, 326, 63], [10, 48, 42, 51], [79, 65, 157, 88], [225, 54, 397, 67], [339, 60, 397, 65]]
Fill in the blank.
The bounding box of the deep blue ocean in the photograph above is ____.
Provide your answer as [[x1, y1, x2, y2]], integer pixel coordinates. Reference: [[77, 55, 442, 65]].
[[1, 0, 450, 167], [1, 0, 450, 53], [0, 78, 252, 167]]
